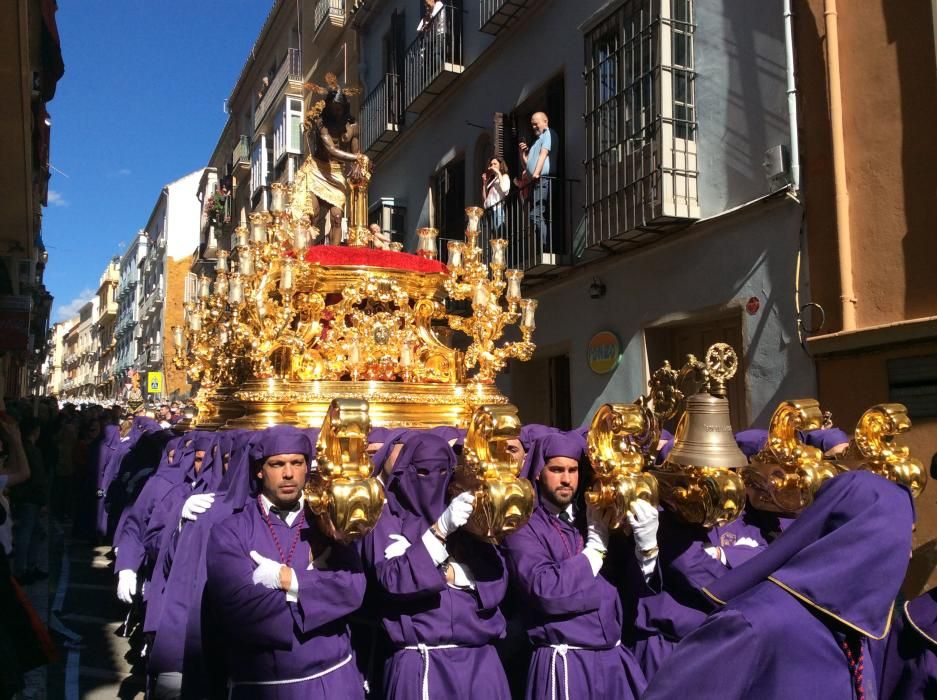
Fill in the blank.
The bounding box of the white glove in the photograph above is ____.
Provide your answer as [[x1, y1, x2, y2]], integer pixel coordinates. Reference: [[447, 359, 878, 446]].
[[435, 492, 475, 538], [384, 534, 412, 561], [116, 569, 137, 604], [627, 499, 659, 554], [447, 560, 477, 590], [704, 545, 728, 566], [585, 502, 610, 553], [181, 493, 215, 521], [734, 537, 760, 548], [250, 550, 283, 590]]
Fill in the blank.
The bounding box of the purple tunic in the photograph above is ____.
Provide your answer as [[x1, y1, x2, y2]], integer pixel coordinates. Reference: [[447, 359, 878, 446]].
[[95, 424, 122, 538], [645, 470, 914, 699], [504, 430, 646, 700], [205, 499, 366, 698], [876, 586, 937, 698], [365, 432, 510, 699]]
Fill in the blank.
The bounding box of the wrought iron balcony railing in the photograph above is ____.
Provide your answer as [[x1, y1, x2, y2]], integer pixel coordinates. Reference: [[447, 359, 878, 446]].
[[360, 73, 403, 156], [479, 0, 536, 35], [314, 0, 345, 33], [404, 4, 464, 113], [232, 135, 250, 172], [254, 48, 303, 132]]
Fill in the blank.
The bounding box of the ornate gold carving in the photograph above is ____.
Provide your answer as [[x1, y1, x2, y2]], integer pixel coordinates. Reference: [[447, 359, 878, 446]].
[[303, 399, 385, 543], [173, 161, 537, 427], [584, 404, 659, 530], [742, 399, 843, 514], [847, 404, 927, 497], [450, 405, 534, 542]]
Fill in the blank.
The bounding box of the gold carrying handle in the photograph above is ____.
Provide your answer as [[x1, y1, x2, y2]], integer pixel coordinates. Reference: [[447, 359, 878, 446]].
[[305, 399, 385, 543], [451, 404, 534, 542], [584, 404, 659, 529], [741, 399, 843, 514], [849, 404, 926, 497]]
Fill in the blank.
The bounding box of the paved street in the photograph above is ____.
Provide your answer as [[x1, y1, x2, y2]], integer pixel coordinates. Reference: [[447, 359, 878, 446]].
[[23, 523, 144, 700]]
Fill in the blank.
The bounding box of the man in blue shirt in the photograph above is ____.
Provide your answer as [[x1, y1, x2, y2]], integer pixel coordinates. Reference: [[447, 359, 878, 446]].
[[518, 112, 557, 249]]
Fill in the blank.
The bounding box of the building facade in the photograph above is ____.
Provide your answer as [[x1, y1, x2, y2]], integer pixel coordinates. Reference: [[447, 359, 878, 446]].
[[353, 0, 815, 430], [794, 0, 937, 591], [94, 258, 120, 398], [114, 231, 149, 396], [0, 0, 64, 397], [136, 170, 203, 401]]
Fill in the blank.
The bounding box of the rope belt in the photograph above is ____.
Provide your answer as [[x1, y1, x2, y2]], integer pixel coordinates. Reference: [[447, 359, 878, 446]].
[[227, 653, 352, 696], [403, 643, 460, 700], [546, 640, 621, 700]]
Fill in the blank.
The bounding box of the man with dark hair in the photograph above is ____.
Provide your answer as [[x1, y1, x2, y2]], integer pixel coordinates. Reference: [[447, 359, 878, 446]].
[[205, 426, 366, 698]]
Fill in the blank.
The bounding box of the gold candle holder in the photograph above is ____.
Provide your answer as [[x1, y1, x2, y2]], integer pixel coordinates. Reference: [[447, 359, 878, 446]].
[[465, 206, 484, 233], [213, 273, 229, 298], [215, 249, 229, 273], [270, 183, 287, 213], [239, 248, 254, 276], [198, 275, 211, 300], [228, 274, 244, 305], [249, 213, 268, 244], [519, 298, 537, 331], [505, 269, 523, 302], [447, 241, 464, 269], [235, 226, 249, 248], [280, 259, 294, 291], [416, 228, 439, 260], [490, 239, 507, 268]]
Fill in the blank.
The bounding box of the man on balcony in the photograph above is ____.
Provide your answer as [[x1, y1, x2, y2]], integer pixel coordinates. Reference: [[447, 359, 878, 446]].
[[518, 112, 556, 251]]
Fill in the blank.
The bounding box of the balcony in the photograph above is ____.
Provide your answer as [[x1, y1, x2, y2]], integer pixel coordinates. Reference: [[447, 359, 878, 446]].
[[404, 5, 464, 114], [98, 300, 118, 322], [476, 176, 570, 277], [141, 290, 164, 320], [254, 48, 303, 132], [314, 0, 345, 41], [232, 135, 250, 174], [360, 74, 403, 156], [480, 0, 536, 35]]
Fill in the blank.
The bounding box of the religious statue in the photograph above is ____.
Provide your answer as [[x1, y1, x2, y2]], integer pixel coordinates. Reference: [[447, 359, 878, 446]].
[[125, 371, 145, 415], [303, 74, 369, 246]]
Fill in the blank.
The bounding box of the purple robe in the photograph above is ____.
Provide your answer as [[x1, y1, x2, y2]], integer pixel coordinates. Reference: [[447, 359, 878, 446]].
[[113, 436, 184, 574], [95, 424, 122, 538], [503, 432, 646, 700], [876, 586, 937, 698], [364, 432, 510, 699], [644, 470, 914, 699], [205, 499, 366, 698], [803, 427, 851, 452]]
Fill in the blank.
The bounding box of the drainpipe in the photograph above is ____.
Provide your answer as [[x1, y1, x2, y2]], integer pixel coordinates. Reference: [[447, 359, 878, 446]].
[[783, 0, 800, 191], [823, 0, 857, 330]]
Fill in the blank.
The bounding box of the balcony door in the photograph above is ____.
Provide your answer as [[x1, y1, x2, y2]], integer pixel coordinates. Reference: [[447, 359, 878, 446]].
[[433, 159, 465, 244]]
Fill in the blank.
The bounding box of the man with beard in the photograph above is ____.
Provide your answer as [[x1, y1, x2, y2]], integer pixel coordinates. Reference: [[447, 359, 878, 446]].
[[501, 431, 657, 699]]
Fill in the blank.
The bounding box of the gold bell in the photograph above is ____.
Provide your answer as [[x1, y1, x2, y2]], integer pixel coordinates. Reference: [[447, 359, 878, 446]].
[[666, 392, 749, 469]]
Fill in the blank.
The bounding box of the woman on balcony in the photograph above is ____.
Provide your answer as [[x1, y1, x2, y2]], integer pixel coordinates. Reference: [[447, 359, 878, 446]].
[[482, 156, 511, 234], [303, 75, 368, 246]]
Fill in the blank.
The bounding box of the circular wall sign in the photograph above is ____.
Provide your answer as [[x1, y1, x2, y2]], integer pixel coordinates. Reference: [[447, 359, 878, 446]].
[[587, 331, 622, 374], [746, 296, 761, 315]]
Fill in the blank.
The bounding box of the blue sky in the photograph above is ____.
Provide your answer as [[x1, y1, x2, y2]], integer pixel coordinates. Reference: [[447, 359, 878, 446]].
[[44, 0, 275, 322]]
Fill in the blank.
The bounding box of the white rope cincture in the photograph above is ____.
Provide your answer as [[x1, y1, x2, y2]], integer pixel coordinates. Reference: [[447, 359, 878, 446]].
[[227, 653, 352, 695], [547, 640, 621, 700], [403, 643, 459, 700]]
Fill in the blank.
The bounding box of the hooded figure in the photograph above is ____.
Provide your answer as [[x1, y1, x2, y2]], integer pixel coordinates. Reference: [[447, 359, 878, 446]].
[[94, 423, 122, 538], [148, 430, 253, 698], [205, 425, 366, 699], [363, 432, 511, 700], [876, 585, 937, 698], [644, 470, 914, 700], [501, 432, 648, 700], [113, 435, 185, 606]]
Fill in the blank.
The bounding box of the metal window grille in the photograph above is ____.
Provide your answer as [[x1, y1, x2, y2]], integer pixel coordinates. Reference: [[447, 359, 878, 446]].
[[584, 0, 699, 250]]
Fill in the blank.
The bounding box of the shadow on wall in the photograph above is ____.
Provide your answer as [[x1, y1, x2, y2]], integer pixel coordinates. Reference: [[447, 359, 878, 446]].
[[882, 0, 937, 319]]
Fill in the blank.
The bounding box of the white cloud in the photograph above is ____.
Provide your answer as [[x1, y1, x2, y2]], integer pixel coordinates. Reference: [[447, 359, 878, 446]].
[[54, 288, 95, 322], [47, 190, 67, 207], [117, 168, 131, 177]]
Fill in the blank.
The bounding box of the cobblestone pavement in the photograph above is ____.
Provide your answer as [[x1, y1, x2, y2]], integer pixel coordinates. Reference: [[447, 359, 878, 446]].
[[17, 523, 144, 700]]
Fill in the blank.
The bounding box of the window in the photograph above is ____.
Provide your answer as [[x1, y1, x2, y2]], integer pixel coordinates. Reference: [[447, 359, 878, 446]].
[[273, 97, 304, 162], [432, 159, 465, 241], [251, 134, 270, 194], [184, 273, 198, 304], [888, 355, 937, 419], [584, 0, 699, 248]]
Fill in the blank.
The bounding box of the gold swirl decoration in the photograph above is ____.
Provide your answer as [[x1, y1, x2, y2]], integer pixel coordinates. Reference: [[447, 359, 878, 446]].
[[450, 404, 535, 542], [584, 403, 660, 530], [846, 404, 927, 497], [304, 399, 385, 543]]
